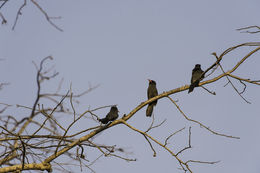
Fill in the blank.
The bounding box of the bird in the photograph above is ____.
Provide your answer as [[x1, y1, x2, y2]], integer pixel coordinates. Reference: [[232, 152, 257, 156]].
[[99, 106, 119, 124], [146, 79, 158, 117], [188, 64, 204, 93]]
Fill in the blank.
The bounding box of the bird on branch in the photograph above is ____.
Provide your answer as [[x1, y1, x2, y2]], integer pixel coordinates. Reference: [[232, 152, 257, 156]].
[[146, 79, 158, 117], [99, 106, 119, 124], [188, 64, 204, 93]]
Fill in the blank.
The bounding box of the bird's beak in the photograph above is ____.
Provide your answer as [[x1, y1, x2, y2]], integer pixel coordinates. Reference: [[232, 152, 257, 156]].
[[148, 79, 151, 83]]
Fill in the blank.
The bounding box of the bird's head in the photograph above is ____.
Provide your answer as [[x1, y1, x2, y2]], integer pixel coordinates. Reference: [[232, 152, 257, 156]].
[[195, 64, 201, 68], [148, 79, 156, 85], [111, 105, 119, 113]]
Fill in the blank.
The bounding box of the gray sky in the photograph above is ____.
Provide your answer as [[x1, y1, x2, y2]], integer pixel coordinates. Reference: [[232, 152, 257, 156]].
[[1, 0, 260, 172]]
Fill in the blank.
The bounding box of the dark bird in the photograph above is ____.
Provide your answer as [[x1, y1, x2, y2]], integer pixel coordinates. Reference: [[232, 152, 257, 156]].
[[99, 106, 119, 124], [146, 79, 158, 117], [188, 64, 204, 93]]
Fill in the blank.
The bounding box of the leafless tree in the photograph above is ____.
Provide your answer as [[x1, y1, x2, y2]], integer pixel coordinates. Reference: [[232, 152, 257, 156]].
[[1, 4, 260, 169], [0, 34, 260, 172], [0, 0, 63, 31]]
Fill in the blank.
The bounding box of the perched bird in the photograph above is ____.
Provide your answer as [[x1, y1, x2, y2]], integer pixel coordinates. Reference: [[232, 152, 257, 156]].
[[188, 64, 204, 93], [146, 79, 158, 117], [99, 106, 119, 124]]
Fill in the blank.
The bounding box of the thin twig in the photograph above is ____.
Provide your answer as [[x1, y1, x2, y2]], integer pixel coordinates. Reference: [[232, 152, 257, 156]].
[[167, 96, 240, 139], [212, 53, 251, 103], [143, 135, 156, 157], [12, 0, 26, 30], [18, 136, 26, 170], [201, 86, 216, 95], [176, 127, 192, 156], [31, 0, 63, 31], [237, 25, 260, 34], [164, 127, 185, 147]]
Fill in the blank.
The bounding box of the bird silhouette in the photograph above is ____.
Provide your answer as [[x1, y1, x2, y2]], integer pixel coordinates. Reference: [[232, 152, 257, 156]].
[[146, 79, 158, 117], [99, 106, 119, 124], [188, 64, 204, 93]]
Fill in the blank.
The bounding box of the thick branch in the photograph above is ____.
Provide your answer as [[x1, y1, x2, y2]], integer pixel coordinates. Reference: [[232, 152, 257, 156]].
[[0, 163, 51, 173]]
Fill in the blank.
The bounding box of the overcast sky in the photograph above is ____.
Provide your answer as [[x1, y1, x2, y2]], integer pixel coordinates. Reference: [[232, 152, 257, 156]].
[[1, 0, 260, 173]]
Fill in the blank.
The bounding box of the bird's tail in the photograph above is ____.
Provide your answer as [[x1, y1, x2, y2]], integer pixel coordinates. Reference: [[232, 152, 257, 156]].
[[146, 104, 154, 117], [188, 83, 195, 93], [188, 81, 199, 93], [99, 118, 109, 124]]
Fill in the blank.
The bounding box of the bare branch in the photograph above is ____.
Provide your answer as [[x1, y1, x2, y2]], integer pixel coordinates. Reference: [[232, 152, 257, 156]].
[[0, 12, 7, 24], [201, 86, 216, 95], [143, 134, 157, 157], [176, 127, 192, 156], [12, 0, 26, 30], [0, 41, 259, 172], [164, 127, 185, 147], [237, 25, 260, 34], [0, 0, 8, 9], [18, 135, 26, 170], [167, 96, 240, 139], [186, 159, 220, 165], [31, 0, 63, 32], [212, 54, 251, 103]]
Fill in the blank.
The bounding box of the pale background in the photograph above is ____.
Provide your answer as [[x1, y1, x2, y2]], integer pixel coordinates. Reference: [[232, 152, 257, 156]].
[[1, 0, 260, 172]]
